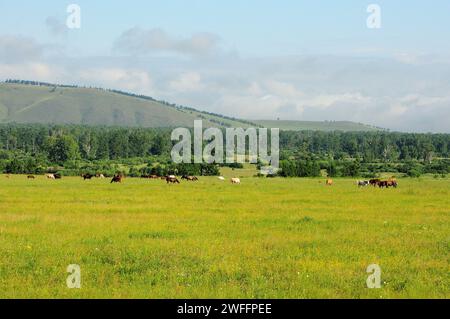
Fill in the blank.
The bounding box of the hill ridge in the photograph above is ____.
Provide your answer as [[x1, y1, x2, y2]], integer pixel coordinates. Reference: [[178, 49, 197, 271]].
[[0, 80, 382, 131]]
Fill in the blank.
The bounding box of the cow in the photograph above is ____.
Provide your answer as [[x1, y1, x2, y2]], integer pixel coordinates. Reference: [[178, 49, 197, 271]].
[[166, 176, 180, 184], [369, 179, 381, 187], [218, 176, 225, 181], [231, 178, 241, 184], [27, 175, 35, 179], [181, 175, 198, 181], [326, 179, 333, 186], [54, 173, 62, 179], [110, 175, 123, 183], [96, 173, 105, 179], [378, 181, 389, 188], [357, 180, 370, 187], [388, 180, 398, 188], [46, 174, 55, 180], [5, 174, 10, 179], [378, 179, 398, 188], [149, 175, 159, 179], [82, 173, 94, 180]]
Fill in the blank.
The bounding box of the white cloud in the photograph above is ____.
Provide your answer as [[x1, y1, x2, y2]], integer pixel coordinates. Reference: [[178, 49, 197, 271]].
[[113, 27, 220, 57], [0, 36, 43, 63], [0, 62, 61, 81], [1, 33, 450, 132], [77, 67, 153, 94], [45, 17, 68, 37], [169, 72, 203, 92]]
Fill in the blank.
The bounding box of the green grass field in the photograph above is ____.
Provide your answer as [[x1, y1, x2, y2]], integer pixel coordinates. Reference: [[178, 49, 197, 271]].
[[0, 175, 448, 299]]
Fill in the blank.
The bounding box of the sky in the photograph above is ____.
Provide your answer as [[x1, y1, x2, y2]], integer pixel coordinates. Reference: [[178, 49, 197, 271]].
[[0, 0, 449, 132]]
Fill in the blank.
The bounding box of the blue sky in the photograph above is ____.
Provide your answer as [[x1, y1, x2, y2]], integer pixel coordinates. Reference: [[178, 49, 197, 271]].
[[1, 1, 450, 132], [2, 0, 449, 56]]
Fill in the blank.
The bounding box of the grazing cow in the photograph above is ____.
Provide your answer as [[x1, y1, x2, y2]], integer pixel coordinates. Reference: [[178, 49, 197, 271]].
[[231, 178, 241, 184], [46, 174, 55, 180], [166, 176, 180, 184], [326, 179, 333, 186], [54, 173, 62, 179], [369, 179, 381, 187], [387, 179, 398, 188], [82, 173, 94, 180], [378, 179, 398, 188], [96, 173, 105, 179], [181, 175, 198, 181], [357, 180, 370, 187], [27, 175, 35, 179], [378, 181, 389, 188], [110, 175, 123, 183], [218, 176, 225, 181]]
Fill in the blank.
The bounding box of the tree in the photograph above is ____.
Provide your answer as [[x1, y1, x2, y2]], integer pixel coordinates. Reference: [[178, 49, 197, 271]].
[[46, 135, 80, 164], [150, 133, 171, 156], [342, 160, 360, 177], [327, 161, 338, 177]]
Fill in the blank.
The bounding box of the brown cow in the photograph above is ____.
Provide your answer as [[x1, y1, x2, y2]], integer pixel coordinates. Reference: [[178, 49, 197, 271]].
[[326, 179, 333, 186], [387, 179, 398, 188], [110, 175, 123, 183], [181, 175, 198, 181], [369, 179, 381, 187], [82, 173, 94, 180], [166, 176, 180, 184], [27, 175, 35, 179], [378, 179, 398, 188], [378, 181, 389, 188]]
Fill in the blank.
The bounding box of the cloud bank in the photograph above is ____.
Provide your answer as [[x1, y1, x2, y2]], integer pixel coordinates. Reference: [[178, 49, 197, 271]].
[[1, 31, 449, 133], [113, 27, 221, 57]]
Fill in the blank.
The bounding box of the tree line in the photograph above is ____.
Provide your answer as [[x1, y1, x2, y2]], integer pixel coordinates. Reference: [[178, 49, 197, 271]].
[[0, 124, 449, 177]]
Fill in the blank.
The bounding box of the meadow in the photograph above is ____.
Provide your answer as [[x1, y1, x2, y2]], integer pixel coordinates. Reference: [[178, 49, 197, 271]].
[[0, 174, 448, 299]]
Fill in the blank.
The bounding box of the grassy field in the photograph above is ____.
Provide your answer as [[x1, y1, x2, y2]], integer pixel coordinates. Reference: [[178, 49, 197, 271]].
[[0, 175, 448, 299]]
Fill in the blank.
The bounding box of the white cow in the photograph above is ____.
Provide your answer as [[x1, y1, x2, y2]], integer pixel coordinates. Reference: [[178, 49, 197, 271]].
[[218, 176, 225, 181], [46, 174, 55, 180], [231, 178, 241, 184]]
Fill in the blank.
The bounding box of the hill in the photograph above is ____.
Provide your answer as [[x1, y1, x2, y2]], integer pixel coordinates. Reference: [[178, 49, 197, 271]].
[[0, 81, 382, 131], [0, 81, 255, 128], [254, 120, 383, 132]]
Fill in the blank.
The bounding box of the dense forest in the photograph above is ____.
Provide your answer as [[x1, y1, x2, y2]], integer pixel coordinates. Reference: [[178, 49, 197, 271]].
[[0, 124, 449, 178]]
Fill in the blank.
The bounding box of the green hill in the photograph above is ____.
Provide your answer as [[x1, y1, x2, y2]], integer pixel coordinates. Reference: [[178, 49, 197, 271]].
[[0, 81, 382, 131], [0, 82, 254, 128], [254, 120, 383, 132]]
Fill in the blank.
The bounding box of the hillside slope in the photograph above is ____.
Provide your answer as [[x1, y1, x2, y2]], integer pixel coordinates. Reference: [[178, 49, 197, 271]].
[[0, 82, 382, 131], [254, 120, 383, 132], [0, 82, 253, 128]]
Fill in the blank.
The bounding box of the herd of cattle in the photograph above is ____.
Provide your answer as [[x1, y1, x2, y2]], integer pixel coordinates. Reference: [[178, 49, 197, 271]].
[[356, 178, 398, 188], [6, 174, 398, 188]]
